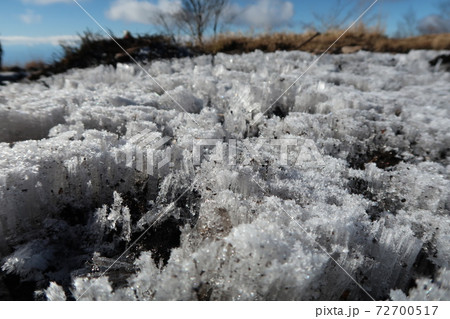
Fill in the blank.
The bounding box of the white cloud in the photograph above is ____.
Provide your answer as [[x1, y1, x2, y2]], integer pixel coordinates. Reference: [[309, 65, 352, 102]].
[[418, 14, 450, 34], [106, 0, 294, 30], [106, 0, 181, 24], [230, 0, 294, 30], [0, 35, 79, 46], [21, 0, 73, 4], [20, 9, 42, 24]]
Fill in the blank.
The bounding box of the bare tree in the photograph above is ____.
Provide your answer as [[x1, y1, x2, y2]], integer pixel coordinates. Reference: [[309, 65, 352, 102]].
[[153, 10, 178, 41], [312, 0, 354, 32], [438, 0, 450, 19], [418, 15, 450, 34], [152, 0, 230, 44], [175, 0, 211, 44], [212, 0, 229, 39], [394, 8, 418, 38], [310, 0, 385, 33], [417, 0, 450, 34]]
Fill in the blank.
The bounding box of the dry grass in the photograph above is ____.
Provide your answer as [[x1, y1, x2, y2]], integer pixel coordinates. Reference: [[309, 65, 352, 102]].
[[201, 30, 450, 55], [24, 60, 47, 72], [373, 33, 450, 52], [6, 29, 450, 81]]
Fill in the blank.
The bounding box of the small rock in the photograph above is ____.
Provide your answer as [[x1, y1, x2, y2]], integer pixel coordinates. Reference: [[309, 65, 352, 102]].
[[341, 46, 362, 54]]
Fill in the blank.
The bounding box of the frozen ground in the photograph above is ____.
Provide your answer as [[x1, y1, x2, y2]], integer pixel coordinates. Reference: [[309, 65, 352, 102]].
[[0, 50, 449, 300]]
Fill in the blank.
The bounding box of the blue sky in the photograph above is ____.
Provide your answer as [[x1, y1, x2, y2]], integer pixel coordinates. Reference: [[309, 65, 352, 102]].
[[0, 0, 444, 65]]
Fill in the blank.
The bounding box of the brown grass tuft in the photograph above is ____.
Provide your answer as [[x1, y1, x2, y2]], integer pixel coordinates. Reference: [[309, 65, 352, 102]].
[[25, 60, 47, 72]]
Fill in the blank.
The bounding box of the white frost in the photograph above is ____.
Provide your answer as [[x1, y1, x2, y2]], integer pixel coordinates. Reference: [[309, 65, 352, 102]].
[[0, 49, 449, 300]]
